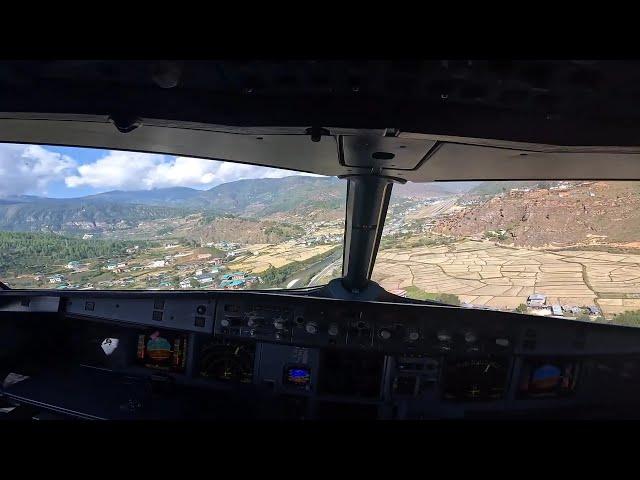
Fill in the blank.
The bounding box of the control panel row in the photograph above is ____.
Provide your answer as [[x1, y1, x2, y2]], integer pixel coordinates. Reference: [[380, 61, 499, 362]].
[[214, 299, 514, 355]]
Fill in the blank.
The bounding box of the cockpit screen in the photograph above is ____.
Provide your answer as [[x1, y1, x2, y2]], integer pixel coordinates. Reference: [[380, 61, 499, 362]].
[[518, 359, 579, 398], [443, 357, 509, 401], [284, 365, 311, 388], [136, 330, 187, 372]]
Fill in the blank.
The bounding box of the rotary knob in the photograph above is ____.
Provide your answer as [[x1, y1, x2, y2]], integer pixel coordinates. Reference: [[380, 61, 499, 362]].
[[464, 331, 477, 343], [273, 318, 285, 330], [408, 330, 420, 342], [247, 318, 256, 327], [328, 324, 339, 336], [379, 329, 392, 340], [220, 318, 230, 328], [305, 322, 318, 334], [437, 331, 451, 342]]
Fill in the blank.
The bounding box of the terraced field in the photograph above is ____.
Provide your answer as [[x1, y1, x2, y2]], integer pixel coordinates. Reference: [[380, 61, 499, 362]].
[[227, 243, 338, 274], [372, 239, 640, 318]]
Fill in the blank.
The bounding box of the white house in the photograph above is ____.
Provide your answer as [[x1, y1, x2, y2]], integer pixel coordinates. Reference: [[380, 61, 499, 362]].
[[527, 293, 547, 308]]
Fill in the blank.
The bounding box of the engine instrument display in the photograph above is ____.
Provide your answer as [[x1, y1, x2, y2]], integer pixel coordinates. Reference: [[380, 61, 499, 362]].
[[199, 338, 255, 383], [443, 357, 509, 401]]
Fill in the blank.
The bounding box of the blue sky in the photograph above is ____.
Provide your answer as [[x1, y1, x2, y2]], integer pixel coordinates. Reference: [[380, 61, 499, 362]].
[[0, 143, 309, 198], [42, 146, 108, 197]]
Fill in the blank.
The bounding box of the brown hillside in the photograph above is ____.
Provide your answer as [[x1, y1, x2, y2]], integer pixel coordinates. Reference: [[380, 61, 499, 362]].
[[433, 181, 640, 248]]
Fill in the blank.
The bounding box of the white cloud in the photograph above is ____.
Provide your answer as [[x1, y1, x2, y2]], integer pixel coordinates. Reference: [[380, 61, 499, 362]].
[[65, 150, 316, 191], [0, 144, 76, 197], [0, 145, 320, 197]]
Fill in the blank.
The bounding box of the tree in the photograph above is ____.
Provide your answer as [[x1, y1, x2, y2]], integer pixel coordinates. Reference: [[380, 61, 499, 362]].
[[437, 293, 461, 306], [611, 310, 640, 327], [515, 303, 528, 313]]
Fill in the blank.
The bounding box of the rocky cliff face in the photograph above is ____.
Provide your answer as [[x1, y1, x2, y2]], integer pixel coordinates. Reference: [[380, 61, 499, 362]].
[[433, 181, 640, 248]]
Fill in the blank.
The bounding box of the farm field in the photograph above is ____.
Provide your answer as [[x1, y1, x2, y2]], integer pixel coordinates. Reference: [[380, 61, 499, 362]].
[[373, 239, 640, 318]]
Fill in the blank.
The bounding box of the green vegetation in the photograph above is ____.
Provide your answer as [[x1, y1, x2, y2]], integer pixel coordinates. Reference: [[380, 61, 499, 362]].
[[611, 310, 640, 327], [379, 233, 453, 250], [263, 222, 305, 239], [0, 201, 188, 233], [483, 229, 511, 242], [200, 213, 239, 223], [405, 286, 461, 306], [156, 226, 175, 235], [0, 231, 148, 275], [201, 246, 225, 257], [569, 245, 640, 255], [200, 176, 344, 217], [515, 303, 528, 313]]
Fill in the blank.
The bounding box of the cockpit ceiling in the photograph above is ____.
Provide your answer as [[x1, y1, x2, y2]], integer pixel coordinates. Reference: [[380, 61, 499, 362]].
[[0, 115, 639, 181], [5, 60, 640, 147]]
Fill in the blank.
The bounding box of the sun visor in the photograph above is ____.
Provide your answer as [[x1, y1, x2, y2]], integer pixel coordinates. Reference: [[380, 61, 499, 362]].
[[0, 117, 342, 176], [405, 142, 640, 182], [1, 115, 640, 181]]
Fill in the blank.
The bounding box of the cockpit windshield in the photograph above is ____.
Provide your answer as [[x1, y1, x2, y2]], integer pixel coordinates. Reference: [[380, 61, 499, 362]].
[[6, 142, 640, 328], [0, 144, 345, 291], [372, 180, 640, 327]]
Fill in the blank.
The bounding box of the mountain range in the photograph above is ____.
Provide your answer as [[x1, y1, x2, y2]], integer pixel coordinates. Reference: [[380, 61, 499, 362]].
[[0, 176, 469, 234], [2, 176, 633, 250]]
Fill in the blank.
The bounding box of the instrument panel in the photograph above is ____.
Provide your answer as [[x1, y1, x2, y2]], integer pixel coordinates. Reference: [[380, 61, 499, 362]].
[[4, 289, 640, 419], [209, 292, 640, 357], [31, 289, 640, 357]]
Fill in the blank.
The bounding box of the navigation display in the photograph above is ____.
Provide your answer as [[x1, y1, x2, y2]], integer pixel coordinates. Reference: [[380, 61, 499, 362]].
[[518, 359, 579, 398], [136, 330, 188, 372]]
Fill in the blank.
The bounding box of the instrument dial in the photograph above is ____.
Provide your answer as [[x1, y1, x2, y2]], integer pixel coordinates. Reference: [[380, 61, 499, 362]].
[[437, 331, 451, 342], [273, 317, 285, 330], [407, 330, 420, 342], [305, 322, 319, 335]]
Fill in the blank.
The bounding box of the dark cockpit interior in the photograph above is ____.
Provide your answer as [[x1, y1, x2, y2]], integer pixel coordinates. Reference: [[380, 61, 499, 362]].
[[3, 60, 640, 420]]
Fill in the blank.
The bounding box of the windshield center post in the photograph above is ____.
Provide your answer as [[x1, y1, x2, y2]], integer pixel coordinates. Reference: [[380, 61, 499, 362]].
[[340, 174, 402, 293]]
